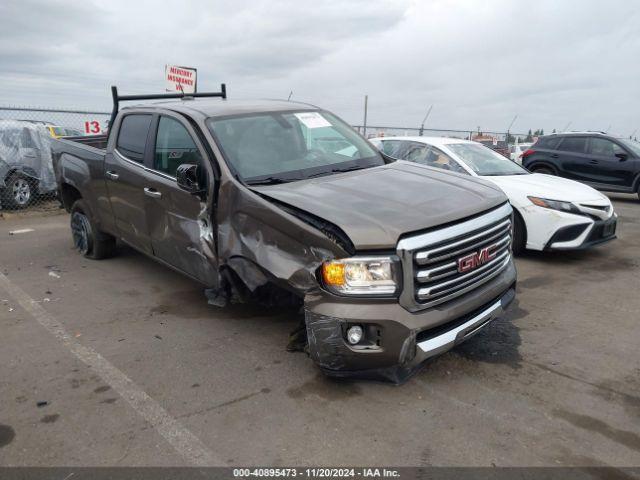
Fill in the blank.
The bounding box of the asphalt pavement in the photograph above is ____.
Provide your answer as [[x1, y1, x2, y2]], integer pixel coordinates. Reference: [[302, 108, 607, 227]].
[[0, 194, 639, 467]]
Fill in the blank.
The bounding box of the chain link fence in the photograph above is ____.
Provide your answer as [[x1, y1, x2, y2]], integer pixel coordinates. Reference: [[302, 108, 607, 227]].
[[353, 124, 530, 158], [0, 105, 528, 215], [0, 107, 110, 215]]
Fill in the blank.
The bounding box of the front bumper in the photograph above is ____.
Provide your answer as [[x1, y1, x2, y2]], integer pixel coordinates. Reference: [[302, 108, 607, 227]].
[[304, 260, 516, 383], [545, 213, 617, 251]]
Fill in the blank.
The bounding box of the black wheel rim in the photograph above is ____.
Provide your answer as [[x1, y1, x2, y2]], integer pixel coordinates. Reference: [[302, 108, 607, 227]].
[[70, 212, 92, 255]]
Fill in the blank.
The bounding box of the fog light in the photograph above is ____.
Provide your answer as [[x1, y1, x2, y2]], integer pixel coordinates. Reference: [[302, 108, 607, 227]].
[[346, 325, 363, 345]]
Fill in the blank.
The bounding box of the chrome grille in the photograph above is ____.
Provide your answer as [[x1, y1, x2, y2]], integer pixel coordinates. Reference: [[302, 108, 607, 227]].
[[397, 203, 513, 312]]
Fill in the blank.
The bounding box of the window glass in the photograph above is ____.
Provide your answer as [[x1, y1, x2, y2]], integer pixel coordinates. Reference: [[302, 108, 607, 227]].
[[535, 137, 562, 149], [430, 146, 468, 174], [116, 114, 152, 162], [590, 138, 625, 157], [154, 117, 202, 177], [207, 110, 382, 183], [401, 143, 468, 174], [20, 129, 36, 148], [378, 140, 405, 158], [447, 143, 528, 176], [557, 137, 587, 153], [618, 138, 640, 156], [403, 144, 429, 162]]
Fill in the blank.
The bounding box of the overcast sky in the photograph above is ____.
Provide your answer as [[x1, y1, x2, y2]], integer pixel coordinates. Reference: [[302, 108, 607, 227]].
[[1, 0, 638, 135]]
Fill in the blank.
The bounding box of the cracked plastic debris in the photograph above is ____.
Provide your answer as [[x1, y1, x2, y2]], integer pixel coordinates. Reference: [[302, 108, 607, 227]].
[[204, 287, 228, 307], [304, 309, 422, 384]]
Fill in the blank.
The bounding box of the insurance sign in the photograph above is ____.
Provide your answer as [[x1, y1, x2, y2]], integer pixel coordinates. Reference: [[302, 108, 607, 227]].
[[165, 65, 197, 94]]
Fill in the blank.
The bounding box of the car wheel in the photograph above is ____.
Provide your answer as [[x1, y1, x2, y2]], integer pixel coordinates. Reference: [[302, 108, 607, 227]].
[[1, 172, 36, 209], [512, 211, 526, 255], [70, 199, 116, 259], [531, 166, 555, 175]]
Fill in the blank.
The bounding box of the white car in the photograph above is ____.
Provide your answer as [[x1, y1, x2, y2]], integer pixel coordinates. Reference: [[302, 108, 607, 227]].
[[370, 136, 618, 253], [509, 143, 533, 164]]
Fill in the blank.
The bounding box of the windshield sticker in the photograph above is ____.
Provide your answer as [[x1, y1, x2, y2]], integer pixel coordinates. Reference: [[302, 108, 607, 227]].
[[295, 112, 331, 129]]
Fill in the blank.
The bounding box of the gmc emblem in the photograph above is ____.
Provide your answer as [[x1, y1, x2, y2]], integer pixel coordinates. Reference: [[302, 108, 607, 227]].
[[457, 244, 498, 273]]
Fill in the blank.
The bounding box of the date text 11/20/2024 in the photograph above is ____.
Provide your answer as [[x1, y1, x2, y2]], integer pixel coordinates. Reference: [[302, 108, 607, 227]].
[[233, 468, 401, 478]]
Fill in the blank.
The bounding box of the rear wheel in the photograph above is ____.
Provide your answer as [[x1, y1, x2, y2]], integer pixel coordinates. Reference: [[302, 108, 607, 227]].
[[512, 211, 526, 255], [70, 199, 116, 259], [1, 172, 36, 209]]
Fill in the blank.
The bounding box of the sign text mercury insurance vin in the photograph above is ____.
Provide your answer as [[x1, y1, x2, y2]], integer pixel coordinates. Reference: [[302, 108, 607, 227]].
[[51, 86, 516, 382]]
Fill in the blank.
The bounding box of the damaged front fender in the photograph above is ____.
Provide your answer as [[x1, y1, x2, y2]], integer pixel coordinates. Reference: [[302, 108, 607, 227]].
[[216, 177, 349, 295]]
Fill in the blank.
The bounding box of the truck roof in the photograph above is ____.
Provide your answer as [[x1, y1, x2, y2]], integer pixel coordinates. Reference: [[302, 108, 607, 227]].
[[121, 98, 318, 119]]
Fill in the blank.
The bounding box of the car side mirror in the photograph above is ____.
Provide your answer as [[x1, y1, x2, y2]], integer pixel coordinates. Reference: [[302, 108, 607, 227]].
[[615, 152, 628, 161], [176, 164, 204, 194]]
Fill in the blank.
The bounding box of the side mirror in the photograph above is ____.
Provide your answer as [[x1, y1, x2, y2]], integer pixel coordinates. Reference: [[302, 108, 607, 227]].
[[615, 152, 628, 161], [176, 164, 204, 194]]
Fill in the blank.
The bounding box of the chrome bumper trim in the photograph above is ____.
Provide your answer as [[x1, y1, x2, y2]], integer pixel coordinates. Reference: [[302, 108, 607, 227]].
[[415, 299, 503, 361]]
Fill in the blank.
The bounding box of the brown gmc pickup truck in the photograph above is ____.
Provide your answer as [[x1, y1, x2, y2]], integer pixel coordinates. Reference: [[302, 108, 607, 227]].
[[52, 85, 516, 382]]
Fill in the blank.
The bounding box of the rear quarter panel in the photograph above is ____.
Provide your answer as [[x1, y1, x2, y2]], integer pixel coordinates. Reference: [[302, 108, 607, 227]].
[[51, 138, 116, 234]]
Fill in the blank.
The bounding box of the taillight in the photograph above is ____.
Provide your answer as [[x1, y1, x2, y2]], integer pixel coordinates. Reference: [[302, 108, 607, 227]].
[[521, 149, 535, 159]]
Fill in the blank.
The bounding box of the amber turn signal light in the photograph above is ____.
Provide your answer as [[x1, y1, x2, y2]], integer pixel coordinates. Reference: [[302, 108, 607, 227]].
[[322, 262, 346, 286]]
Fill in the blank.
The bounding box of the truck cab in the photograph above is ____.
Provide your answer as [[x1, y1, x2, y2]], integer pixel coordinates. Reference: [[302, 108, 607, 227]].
[[52, 87, 516, 382]]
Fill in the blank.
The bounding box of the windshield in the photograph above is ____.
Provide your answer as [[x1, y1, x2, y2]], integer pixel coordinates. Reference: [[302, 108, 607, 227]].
[[447, 143, 528, 176], [207, 110, 383, 184], [618, 138, 640, 157]]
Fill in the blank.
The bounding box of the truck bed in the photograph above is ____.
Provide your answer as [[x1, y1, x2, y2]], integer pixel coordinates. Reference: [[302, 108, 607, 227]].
[[63, 134, 109, 151], [51, 135, 107, 189]]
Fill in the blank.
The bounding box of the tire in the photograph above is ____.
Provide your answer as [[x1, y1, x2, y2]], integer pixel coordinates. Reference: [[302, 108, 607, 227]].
[[70, 199, 116, 259], [1, 172, 37, 209], [531, 166, 555, 175], [512, 211, 526, 255]]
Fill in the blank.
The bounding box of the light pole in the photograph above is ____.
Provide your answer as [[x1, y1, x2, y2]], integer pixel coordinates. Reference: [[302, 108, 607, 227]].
[[363, 95, 368, 137], [506, 114, 518, 144], [419, 105, 433, 136]]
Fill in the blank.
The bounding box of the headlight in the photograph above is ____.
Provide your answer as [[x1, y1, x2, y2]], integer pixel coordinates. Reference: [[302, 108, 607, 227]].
[[321, 256, 400, 296], [528, 196, 580, 214]]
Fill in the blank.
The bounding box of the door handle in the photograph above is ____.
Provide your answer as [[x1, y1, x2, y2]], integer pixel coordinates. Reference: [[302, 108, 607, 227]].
[[550, 153, 559, 158], [144, 187, 162, 199], [105, 170, 119, 181]]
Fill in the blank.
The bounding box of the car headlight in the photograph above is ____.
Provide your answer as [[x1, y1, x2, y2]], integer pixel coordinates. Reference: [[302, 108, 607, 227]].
[[321, 256, 400, 296], [528, 196, 580, 214]]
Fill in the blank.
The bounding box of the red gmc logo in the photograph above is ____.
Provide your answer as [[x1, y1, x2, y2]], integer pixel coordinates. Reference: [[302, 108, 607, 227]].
[[457, 244, 498, 273]]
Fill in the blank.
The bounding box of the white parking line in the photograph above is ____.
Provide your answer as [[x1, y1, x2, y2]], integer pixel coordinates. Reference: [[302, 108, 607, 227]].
[[0, 271, 219, 466]]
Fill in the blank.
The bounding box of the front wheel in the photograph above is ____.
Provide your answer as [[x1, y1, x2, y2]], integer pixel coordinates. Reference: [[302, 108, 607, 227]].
[[70, 199, 116, 259], [512, 212, 526, 255], [1, 172, 36, 209]]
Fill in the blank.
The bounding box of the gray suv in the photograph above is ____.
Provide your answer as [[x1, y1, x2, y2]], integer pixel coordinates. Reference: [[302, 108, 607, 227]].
[[522, 132, 640, 200]]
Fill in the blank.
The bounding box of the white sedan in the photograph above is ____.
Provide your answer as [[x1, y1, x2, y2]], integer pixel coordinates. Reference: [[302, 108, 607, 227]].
[[370, 136, 618, 253]]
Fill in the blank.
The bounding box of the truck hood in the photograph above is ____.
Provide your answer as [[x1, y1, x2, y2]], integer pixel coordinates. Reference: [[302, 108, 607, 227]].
[[252, 161, 507, 250], [484, 173, 610, 205]]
